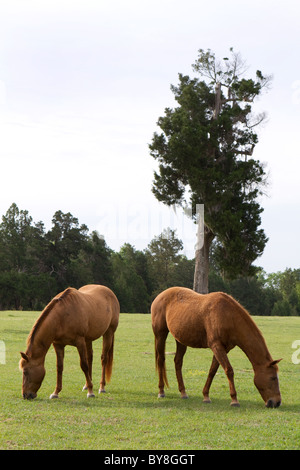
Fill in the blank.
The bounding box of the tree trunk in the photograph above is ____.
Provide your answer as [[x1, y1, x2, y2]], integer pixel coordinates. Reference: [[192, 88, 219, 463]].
[[193, 225, 214, 294], [192, 82, 220, 294]]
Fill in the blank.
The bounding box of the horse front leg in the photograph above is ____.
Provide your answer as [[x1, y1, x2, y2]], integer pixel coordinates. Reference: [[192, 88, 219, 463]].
[[76, 337, 95, 398], [210, 342, 240, 407], [174, 340, 188, 398], [202, 355, 219, 403], [50, 343, 65, 399]]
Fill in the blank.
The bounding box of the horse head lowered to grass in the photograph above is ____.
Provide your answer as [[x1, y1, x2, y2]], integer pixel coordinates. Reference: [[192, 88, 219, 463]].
[[151, 287, 282, 408], [19, 284, 119, 400]]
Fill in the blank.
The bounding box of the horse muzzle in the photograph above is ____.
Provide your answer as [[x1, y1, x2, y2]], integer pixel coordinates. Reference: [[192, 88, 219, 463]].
[[266, 399, 281, 408], [23, 392, 37, 400]]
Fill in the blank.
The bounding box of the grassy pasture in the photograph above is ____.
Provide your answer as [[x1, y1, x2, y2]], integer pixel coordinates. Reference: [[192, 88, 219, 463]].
[[0, 310, 300, 450]]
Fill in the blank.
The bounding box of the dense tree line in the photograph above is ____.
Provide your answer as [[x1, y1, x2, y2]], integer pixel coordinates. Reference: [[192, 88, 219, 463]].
[[0, 203, 299, 315]]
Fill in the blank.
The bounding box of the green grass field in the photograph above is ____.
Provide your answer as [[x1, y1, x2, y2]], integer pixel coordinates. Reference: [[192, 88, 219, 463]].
[[1, 310, 300, 450]]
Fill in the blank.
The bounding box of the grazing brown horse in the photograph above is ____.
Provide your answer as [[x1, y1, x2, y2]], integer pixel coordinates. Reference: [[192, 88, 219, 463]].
[[151, 287, 282, 408], [19, 284, 119, 400]]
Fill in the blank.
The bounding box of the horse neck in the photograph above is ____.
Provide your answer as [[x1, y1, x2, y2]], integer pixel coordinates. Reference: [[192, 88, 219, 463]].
[[26, 314, 56, 362], [237, 318, 272, 370]]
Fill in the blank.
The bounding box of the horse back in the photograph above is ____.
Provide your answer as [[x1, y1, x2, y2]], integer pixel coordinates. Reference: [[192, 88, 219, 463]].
[[52, 285, 119, 343], [78, 285, 120, 336], [151, 287, 243, 349]]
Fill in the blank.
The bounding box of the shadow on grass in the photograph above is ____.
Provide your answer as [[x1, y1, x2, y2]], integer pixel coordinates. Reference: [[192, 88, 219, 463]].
[[31, 387, 298, 413]]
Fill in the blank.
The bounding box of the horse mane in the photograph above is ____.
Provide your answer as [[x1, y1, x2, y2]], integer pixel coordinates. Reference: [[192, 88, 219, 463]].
[[225, 293, 262, 330], [26, 287, 76, 348], [220, 292, 271, 356]]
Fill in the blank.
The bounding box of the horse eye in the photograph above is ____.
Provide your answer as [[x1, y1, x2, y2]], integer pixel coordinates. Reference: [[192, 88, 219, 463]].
[[271, 376, 277, 381]]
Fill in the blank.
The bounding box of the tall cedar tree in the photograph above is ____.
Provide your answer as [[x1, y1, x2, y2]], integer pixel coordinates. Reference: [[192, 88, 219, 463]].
[[149, 48, 271, 293]]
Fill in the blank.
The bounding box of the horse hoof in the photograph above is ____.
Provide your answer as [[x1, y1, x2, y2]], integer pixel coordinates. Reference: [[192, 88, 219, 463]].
[[158, 393, 165, 398], [49, 394, 59, 399], [99, 389, 106, 394], [230, 401, 240, 407], [82, 385, 88, 391], [181, 394, 189, 399], [203, 398, 211, 404], [87, 393, 95, 398]]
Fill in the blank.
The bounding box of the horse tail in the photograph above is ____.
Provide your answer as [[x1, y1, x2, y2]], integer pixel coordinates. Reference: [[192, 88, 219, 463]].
[[152, 293, 169, 391]]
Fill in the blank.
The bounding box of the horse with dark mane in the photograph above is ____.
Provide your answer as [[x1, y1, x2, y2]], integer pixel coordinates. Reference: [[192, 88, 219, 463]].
[[19, 284, 119, 400], [151, 287, 281, 408]]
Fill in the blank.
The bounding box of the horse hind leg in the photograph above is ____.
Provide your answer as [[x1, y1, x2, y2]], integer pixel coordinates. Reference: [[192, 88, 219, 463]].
[[82, 340, 93, 393], [174, 340, 188, 399], [76, 337, 95, 398]]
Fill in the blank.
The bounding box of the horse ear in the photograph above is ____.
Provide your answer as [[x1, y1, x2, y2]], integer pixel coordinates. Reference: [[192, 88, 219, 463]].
[[269, 359, 282, 367], [20, 352, 29, 362]]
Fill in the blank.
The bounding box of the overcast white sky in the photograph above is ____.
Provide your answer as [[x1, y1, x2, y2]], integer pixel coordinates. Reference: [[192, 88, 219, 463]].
[[0, 0, 299, 273]]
